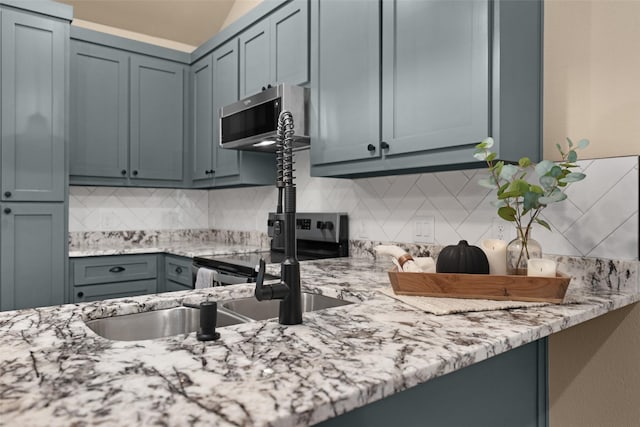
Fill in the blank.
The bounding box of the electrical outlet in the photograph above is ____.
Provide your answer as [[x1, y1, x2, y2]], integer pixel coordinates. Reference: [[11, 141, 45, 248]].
[[491, 218, 506, 240], [414, 216, 435, 243]]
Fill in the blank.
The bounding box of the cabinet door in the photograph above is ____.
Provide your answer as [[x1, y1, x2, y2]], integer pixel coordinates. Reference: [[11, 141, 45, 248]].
[[239, 19, 271, 98], [271, 0, 309, 87], [70, 41, 129, 179], [130, 56, 185, 181], [213, 39, 241, 178], [311, 0, 381, 166], [191, 54, 215, 184], [1, 10, 66, 202], [381, 0, 489, 156], [0, 203, 65, 311]]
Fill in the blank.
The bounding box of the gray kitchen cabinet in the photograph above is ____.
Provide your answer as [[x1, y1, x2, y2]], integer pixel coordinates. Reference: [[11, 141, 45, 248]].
[[70, 41, 129, 180], [164, 255, 193, 292], [190, 37, 276, 188], [320, 339, 547, 427], [0, 203, 65, 311], [130, 55, 185, 182], [239, 0, 309, 98], [69, 28, 190, 188], [310, 0, 542, 178], [71, 254, 158, 303], [1, 8, 66, 202], [191, 54, 215, 186]]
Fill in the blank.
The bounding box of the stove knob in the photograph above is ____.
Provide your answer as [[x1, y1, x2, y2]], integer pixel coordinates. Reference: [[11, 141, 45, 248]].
[[267, 219, 274, 227], [325, 221, 334, 231], [316, 221, 324, 230]]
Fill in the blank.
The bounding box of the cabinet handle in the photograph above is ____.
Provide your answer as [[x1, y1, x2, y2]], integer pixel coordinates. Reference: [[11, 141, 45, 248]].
[[3, 208, 11, 214], [4, 191, 11, 198], [261, 86, 266, 91], [175, 266, 183, 274], [380, 141, 390, 150], [109, 266, 126, 273], [267, 84, 272, 89], [77, 291, 84, 298], [121, 169, 127, 175], [367, 144, 376, 152], [132, 170, 138, 176]]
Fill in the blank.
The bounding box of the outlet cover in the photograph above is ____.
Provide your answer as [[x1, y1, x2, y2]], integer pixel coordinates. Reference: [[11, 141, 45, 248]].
[[414, 216, 435, 243]]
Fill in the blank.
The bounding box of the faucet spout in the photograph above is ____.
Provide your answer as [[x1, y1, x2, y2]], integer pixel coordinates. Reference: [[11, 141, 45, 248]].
[[253, 110, 302, 325]]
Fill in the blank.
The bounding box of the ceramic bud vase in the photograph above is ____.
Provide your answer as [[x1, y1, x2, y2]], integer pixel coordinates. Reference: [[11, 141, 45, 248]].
[[506, 227, 542, 275]]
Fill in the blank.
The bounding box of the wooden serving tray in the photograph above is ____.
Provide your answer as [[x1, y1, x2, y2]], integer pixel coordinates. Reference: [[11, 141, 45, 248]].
[[387, 267, 571, 303]]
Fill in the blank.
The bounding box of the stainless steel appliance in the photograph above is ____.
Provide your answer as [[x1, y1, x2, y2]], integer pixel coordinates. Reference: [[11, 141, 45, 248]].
[[218, 83, 309, 152], [192, 212, 348, 287]]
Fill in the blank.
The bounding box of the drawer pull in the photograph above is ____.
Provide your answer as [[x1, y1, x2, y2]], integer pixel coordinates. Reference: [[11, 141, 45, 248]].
[[77, 291, 84, 298], [109, 266, 126, 273], [175, 266, 183, 274]]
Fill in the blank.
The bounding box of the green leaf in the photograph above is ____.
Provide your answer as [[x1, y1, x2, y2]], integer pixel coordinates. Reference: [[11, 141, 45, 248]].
[[497, 182, 509, 196], [482, 137, 494, 148], [535, 160, 555, 177], [567, 137, 574, 148], [473, 151, 488, 161], [559, 172, 586, 183], [509, 179, 530, 196], [556, 143, 565, 156], [500, 164, 519, 181], [539, 175, 556, 191], [494, 161, 504, 177], [530, 185, 544, 194], [567, 150, 578, 163], [486, 152, 497, 161], [539, 190, 567, 204], [523, 191, 540, 211], [498, 206, 517, 222], [577, 138, 590, 149], [478, 177, 496, 189], [498, 190, 522, 200], [550, 166, 563, 178], [535, 218, 552, 231], [519, 157, 531, 168]]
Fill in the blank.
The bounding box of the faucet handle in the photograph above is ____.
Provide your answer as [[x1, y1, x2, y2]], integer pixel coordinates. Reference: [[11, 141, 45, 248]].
[[255, 258, 266, 288]]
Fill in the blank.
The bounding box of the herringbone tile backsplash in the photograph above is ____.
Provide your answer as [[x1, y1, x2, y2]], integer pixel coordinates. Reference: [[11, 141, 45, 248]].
[[69, 151, 639, 260]]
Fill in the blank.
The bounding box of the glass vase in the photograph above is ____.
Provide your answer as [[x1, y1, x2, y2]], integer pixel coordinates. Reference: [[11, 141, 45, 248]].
[[506, 227, 542, 275]]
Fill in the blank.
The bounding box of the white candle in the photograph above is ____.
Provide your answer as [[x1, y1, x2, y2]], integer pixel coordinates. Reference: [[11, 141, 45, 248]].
[[480, 239, 507, 275], [527, 258, 557, 277]]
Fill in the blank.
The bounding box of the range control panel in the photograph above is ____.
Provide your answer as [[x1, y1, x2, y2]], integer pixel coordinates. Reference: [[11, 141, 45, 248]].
[[267, 212, 348, 243]]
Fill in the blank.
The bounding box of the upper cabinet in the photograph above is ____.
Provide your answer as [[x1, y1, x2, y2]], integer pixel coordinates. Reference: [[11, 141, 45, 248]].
[[239, 0, 309, 98], [1, 8, 67, 202], [310, 0, 542, 178], [190, 38, 276, 189], [69, 29, 189, 187]]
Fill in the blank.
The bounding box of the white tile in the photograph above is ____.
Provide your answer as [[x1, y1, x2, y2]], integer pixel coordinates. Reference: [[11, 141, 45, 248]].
[[588, 212, 638, 260], [434, 170, 470, 196], [565, 169, 638, 254]]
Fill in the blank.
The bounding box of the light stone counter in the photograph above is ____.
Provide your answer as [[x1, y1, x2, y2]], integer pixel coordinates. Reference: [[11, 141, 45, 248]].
[[0, 257, 637, 426]]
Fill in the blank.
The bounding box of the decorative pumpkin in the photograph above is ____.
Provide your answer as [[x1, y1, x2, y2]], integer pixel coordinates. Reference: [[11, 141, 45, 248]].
[[436, 240, 490, 274]]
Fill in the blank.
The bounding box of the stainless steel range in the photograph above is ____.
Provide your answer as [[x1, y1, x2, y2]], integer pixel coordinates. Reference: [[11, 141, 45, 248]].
[[192, 212, 348, 286]]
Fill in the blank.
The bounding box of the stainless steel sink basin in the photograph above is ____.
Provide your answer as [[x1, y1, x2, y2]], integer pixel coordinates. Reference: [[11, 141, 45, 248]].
[[221, 292, 353, 321], [85, 306, 249, 341]]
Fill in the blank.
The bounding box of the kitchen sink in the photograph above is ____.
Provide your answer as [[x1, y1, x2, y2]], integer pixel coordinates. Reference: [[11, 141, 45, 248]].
[[84, 306, 249, 341], [221, 292, 353, 321]]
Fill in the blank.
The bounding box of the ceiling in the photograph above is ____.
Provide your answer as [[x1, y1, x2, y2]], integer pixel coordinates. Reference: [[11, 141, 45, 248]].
[[57, 0, 241, 47]]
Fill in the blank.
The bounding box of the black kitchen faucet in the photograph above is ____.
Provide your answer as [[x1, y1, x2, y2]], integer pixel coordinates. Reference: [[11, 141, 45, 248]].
[[254, 111, 302, 325]]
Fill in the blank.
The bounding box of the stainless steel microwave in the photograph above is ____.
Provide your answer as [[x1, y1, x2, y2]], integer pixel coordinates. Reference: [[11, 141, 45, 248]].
[[219, 83, 309, 152]]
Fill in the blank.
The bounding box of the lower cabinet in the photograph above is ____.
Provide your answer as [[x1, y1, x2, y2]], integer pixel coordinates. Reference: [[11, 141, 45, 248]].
[[318, 339, 548, 427], [70, 254, 158, 303], [164, 255, 193, 292], [0, 203, 65, 311], [69, 253, 194, 303]]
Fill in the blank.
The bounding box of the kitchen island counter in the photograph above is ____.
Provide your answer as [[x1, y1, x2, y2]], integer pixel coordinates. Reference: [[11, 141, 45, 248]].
[[0, 257, 637, 426]]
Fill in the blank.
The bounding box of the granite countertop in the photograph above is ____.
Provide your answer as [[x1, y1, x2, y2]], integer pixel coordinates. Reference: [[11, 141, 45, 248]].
[[0, 257, 638, 426], [69, 241, 266, 258]]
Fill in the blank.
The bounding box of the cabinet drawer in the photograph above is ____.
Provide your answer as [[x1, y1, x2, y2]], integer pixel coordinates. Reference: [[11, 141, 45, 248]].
[[73, 255, 157, 286], [166, 280, 192, 292], [73, 279, 157, 303], [165, 255, 192, 287]]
